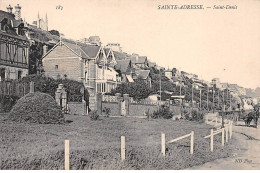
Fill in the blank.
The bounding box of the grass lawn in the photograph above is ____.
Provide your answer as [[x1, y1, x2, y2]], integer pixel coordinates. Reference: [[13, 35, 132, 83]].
[[0, 114, 236, 170]]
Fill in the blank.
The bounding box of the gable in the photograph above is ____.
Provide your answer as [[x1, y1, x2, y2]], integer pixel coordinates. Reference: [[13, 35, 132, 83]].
[[43, 44, 80, 60]]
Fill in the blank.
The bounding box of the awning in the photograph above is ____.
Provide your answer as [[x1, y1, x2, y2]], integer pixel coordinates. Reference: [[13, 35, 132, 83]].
[[126, 75, 134, 82]]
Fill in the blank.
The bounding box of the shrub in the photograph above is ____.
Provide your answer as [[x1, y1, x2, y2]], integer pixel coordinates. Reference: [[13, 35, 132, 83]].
[[151, 104, 173, 119], [9, 92, 64, 124], [190, 109, 204, 121], [0, 95, 20, 113], [21, 74, 89, 103], [90, 110, 99, 120], [102, 107, 111, 117]]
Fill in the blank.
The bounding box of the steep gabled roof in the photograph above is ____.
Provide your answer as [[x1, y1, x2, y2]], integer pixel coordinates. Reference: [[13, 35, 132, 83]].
[[115, 59, 131, 73], [135, 69, 150, 79], [113, 51, 127, 60], [42, 40, 92, 59], [131, 56, 147, 64], [80, 45, 101, 59], [104, 48, 110, 56]]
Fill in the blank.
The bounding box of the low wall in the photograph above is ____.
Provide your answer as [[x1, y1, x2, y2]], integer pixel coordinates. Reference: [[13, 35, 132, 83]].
[[102, 102, 118, 116], [98, 93, 182, 117], [129, 104, 158, 116], [68, 102, 86, 116]]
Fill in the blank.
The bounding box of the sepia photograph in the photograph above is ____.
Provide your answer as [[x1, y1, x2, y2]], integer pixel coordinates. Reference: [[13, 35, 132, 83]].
[[0, 0, 259, 171]]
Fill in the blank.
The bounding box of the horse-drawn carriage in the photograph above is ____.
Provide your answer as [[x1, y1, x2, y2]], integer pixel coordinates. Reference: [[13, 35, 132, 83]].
[[240, 105, 260, 128]]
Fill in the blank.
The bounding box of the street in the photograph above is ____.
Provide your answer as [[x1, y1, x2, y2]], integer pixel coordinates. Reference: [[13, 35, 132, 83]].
[[188, 121, 260, 170]]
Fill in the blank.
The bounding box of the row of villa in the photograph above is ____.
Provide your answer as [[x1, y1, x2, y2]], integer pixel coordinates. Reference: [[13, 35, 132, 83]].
[[0, 4, 252, 109]]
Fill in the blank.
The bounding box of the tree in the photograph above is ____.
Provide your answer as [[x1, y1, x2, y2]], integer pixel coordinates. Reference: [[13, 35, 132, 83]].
[[109, 77, 152, 100], [49, 30, 60, 37], [29, 42, 43, 74]]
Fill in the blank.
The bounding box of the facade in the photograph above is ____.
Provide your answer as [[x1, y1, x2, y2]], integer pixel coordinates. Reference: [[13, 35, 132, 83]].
[[134, 69, 152, 88], [211, 78, 221, 88], [131, 55, 149, 69], [106, 43, 122, 53], [0, 5, 29, 81], [42, 40, 119, 93], [114, 59, 134, 83], [164, 69, 173, 80]]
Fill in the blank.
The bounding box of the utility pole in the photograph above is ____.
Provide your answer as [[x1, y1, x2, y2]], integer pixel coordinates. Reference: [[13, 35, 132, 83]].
[[207, 86, 209, 112], [160, 74, 162, 102], [200, 88, 202, 111], [230, 90, 232, 111], [218, 89, 220, 109], [223, 90, 225, 112], [180, 83, 182, 97], [213, 87, 215, 113], [191, 83, 193, 109]]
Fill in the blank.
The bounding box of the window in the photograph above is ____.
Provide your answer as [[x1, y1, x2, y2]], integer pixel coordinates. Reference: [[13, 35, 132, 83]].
[[55, 65, 59, 70], [18, 71, 22, 80], [96, 83, 106, 93], [0, 68, 5, 81]]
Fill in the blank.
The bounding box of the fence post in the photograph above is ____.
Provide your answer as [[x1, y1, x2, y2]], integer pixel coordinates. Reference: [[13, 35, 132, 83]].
[[116, 93, 121, 116], [229, 121, 232, 139], [161, 133, 165, 156], [29, 81, 34, 93], [65, 140, 69, 170], [222, 128, 225, 146], [121, 136, 125, 161], [210, 129, 213, 152], [190, 131, 194, 154], [225, 127, 229, 143]]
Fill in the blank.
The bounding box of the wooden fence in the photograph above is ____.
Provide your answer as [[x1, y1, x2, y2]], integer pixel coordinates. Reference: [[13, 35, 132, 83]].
[[0, 81, 30, 97], [162, 131, 194, 156], [63, 123, 233, 170]]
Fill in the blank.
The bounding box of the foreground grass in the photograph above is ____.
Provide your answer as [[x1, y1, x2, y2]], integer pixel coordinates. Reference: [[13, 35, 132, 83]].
[[0, 114, 236, 170]]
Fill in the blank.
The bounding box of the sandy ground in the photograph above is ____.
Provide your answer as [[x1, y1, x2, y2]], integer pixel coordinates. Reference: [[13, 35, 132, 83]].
[[188, 121, 260, 170]]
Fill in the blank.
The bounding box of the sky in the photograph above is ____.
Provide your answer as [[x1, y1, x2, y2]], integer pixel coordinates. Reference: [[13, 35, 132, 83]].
[[1, 0, 259, 89]]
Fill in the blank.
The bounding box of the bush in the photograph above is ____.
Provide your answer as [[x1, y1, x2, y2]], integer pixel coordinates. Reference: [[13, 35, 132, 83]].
[[21, 74, 89, 103], [151, 104, 173, 119], [9, 92, 64, 124], [90, 110, 99, 120], [102, 107, 111, 117], [190, 109, 204, 121], [0, 95, 20, 113]]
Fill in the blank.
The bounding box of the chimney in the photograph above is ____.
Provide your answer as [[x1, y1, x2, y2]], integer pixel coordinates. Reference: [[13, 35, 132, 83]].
[[14, 4, 22, 20], [6, 4, 13, 13]]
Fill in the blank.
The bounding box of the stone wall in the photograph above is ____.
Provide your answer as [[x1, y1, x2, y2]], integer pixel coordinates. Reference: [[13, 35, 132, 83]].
[[102, 102, 118, 116], [68, 101, 86, 116], [97, 93, 182, 117], [129, 104, 158, 116]]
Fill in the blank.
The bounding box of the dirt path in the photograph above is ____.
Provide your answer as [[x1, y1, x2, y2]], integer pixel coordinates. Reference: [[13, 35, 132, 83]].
[[188, 122, 260, 170]]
